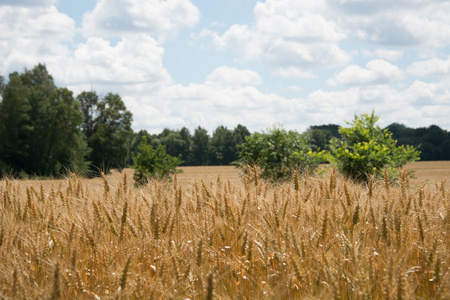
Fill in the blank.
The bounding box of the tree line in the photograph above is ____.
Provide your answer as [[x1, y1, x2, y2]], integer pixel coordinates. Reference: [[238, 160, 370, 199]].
[[0, 64, 449, 178]]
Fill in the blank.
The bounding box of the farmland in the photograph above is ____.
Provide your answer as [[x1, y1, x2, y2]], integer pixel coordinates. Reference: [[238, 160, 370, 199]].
[[0, 161, 449, 298]]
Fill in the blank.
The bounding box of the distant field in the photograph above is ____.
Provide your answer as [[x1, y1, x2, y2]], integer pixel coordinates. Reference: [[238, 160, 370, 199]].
[[404, 161, 450, 188], [15, 161, 450, 190], [176, 161, 450, 189]]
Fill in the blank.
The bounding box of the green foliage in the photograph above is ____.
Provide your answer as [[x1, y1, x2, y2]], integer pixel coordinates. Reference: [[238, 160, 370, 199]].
[[132, 137, 183, 186], [0, 64, 90, 177], [78, 91, 133, 174], [158, 127, 191, 163], [330, 111, 420, 182], [235, 126, 327, 182], [190, 126, 209, 166]]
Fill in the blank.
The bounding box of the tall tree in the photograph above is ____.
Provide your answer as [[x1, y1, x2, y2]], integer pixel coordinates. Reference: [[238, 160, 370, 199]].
[[0, 64, 89, 176], [81, 92, 133, 174], [77, 91, 99, 139], [0, 72, 32, 173], [191, 126, 209, 165], [179, 127, 192, 165], [209, 126, 238, 165]]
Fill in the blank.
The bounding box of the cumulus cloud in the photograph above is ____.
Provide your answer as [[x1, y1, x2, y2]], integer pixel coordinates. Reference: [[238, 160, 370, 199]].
[[0, 0, 55, 6], [205, 66, 262, 87], [0, 4, 74, 75], [407, 56, 450, 77], [203, 0, 350, 74], [336, 0, 450, 47], [362, 48, 404, 62], [329, 59, 404, 86], [49, 34, 171, 92], [82, 0, 200, 39]]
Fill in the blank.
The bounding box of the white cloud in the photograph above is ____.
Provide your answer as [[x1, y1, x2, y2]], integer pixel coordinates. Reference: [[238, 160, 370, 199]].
[[0, 4, 74, 75], [330, 59, 404, 86], [50, 34, 171, 94], [273, 67, 315, 79], [0, 0, 55, 6], [203, 0, 350, 74], [82, 0, 200, 39], [337, 1, 450, 47], [407, 56, 450, 77], [205, 66, 262, 87], [363, 48, 404, 62]]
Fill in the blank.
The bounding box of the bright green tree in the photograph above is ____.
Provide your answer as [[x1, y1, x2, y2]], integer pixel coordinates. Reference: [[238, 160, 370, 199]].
[[330, 111, 420, 182], [235, 125, 326, 182], [132, 137, 183, 186]]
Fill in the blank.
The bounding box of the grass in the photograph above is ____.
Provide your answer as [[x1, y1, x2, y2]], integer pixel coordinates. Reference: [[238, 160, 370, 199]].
[[0, 162, 449, 298]]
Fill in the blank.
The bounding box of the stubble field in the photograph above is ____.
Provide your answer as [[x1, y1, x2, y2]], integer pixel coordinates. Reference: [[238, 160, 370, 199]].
[[0, 161, 449, 299]]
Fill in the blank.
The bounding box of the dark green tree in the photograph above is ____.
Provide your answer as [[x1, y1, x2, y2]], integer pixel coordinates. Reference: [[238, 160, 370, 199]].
[[83, 92, 133, 174], [0, 72, 32, 174], [0, 64, 89, 176], [233, 124, 251, 146], [179, 127, 192, 165], [159, 129, 189, 160], [310, 124, 341, 139], [77, 91, 99, 139], [127, 130, 157, 165], [209, 126, 239, 165], [303, 128, 333, 151], [190, 126, 210, 165]]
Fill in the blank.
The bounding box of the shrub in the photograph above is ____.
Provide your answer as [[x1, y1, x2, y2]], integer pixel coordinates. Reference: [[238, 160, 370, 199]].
[[234, 125, 327, 182], [330, 111, 420, 182], [132, 137, 183, 185]]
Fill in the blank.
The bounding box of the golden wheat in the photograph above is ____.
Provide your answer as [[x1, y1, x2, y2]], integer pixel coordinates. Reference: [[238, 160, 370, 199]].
[[0, 165, 449, 298]]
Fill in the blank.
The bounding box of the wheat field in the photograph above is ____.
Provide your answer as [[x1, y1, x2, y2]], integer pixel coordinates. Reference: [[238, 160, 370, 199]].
[[0, 163, 449, 299]]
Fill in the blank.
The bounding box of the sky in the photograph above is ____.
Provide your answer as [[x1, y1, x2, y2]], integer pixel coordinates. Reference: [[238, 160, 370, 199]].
[[1, 0, 450, 134]]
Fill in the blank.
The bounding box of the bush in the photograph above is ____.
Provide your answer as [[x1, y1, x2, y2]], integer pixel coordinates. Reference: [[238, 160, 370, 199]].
[[330, 111, 420, 182], [132, 137, 183, 186], [234, 126, 327, 182]]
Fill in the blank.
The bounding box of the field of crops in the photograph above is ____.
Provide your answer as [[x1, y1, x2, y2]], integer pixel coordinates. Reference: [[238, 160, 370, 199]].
[[0, 161, 449, 298]]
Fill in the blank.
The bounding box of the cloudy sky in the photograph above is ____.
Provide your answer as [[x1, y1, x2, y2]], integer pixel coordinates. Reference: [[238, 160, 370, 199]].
[[1, 0, 450, 134]]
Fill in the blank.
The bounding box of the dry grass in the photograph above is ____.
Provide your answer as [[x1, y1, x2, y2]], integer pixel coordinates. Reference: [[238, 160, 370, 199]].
[[0, 162, 449, 299]]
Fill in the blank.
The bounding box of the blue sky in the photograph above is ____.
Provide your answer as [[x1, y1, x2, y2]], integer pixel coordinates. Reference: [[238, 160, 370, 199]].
[[1, 0, 450, 134]]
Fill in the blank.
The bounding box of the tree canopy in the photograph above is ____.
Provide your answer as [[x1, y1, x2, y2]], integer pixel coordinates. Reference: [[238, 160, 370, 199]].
[[0, 64, 132, 177], [330, 111, 420, 182], [235, 126, 326, 182], [0, 64, 89, 176]]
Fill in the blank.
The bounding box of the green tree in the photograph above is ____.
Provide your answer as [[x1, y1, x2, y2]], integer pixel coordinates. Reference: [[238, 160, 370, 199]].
[[78, 91, 133, 174], [159, 128, 189, 160], [235, 125, 326, 182], [233, 124, 251, 146], [77, 91, 98, 139], [190, 126, 210, 165], [330, 111, 420, 182], [0, 64, 89, 176], [303, 128, 333, 151], [132, 137, 183, 186], [179, 127, 192, 165], [0, 72, 32, 174], [127, 129, 157, 165], [208, 126, 237, 165]]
